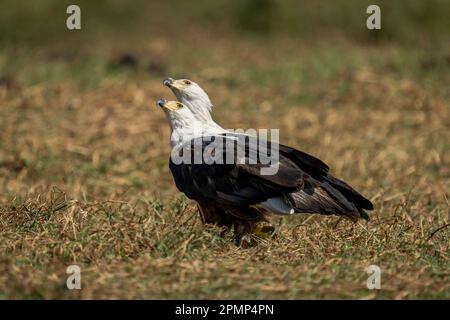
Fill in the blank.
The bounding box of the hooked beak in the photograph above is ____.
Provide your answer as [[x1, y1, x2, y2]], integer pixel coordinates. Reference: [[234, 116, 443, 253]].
[[157, 98, 167, 108], [163, 78, 174, 88], [156, 99, 183, 112]]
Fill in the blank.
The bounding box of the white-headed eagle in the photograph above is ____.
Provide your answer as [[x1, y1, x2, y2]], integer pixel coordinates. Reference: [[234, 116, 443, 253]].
[[156, 86, 373, 244]]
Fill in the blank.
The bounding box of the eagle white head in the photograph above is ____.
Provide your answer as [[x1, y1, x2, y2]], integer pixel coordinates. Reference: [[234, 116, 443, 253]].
[[163, 78, 216, 124], [157, 98, 218, 147], [157, 98, 197, 130]]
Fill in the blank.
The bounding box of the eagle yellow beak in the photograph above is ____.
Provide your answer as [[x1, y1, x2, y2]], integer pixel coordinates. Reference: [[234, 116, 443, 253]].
[[157, 99, 183, 112], [163, 77, 186, 91]]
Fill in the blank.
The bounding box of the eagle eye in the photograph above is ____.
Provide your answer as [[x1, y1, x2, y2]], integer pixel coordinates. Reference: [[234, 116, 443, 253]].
[[183, 80, 192, 85]]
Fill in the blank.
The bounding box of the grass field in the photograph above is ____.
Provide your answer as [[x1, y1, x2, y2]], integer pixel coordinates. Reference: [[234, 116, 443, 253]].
[[0, 1, 449, 299]]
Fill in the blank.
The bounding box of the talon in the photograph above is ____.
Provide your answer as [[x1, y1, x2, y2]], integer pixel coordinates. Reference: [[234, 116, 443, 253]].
[[253, 222, 276, 239]]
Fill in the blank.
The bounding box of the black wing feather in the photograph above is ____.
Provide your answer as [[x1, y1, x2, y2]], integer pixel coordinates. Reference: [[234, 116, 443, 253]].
[[169, 134, 373, 220]]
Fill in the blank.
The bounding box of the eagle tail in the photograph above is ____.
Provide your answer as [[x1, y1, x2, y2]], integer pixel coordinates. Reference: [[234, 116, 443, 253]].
[[288, 177, 372, 220]]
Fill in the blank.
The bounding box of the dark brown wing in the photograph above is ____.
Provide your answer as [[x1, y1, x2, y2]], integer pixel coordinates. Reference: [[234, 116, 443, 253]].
[[169, 134, 373, 220], [278, 143, 374, 216]]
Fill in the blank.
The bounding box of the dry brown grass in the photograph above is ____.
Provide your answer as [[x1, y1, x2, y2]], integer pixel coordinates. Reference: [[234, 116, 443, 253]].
[[0, 3, 449, 298]]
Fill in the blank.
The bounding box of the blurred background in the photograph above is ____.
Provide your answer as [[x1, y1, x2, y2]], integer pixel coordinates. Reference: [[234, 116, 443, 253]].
[[1, 0, 449, 86], [1, 0, 449, 44], [0, 0, 448, 299]]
